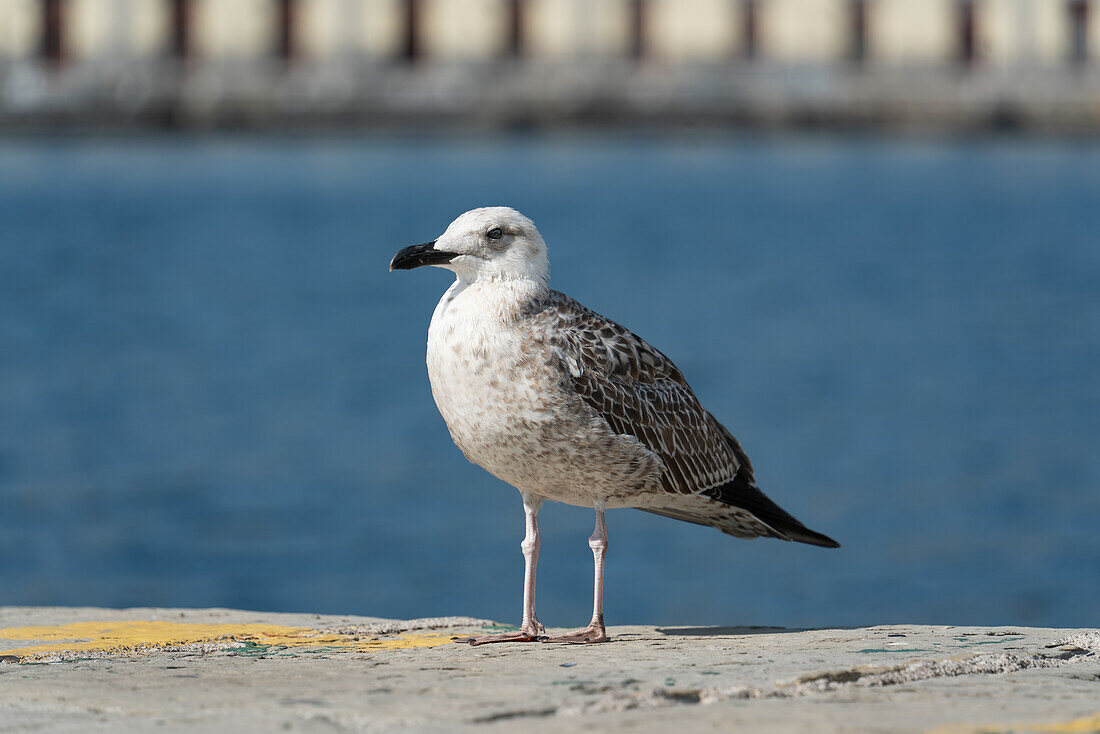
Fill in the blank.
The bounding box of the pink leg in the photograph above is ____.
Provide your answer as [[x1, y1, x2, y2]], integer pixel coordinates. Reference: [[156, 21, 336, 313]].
[[454, 494, 544, 645], [540, 505, 609, 644]]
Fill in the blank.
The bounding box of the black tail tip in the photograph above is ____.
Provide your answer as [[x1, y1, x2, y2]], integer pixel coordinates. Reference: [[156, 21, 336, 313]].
[[789, 528, 841, 548]]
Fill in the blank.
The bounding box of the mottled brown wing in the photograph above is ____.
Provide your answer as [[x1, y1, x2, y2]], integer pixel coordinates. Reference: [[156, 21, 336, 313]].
[[534, 291, 841, 549], [537, 291, 744, 496]]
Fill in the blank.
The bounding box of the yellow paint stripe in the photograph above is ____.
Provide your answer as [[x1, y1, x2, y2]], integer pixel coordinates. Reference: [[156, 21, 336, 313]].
[[0, 621, 455, 661], [1039, 715, 1100, 734], [927, 713, 1100, 734]]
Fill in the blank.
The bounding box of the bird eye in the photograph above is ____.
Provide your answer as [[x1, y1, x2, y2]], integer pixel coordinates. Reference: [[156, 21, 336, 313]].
[[487, 228, 503, 240]]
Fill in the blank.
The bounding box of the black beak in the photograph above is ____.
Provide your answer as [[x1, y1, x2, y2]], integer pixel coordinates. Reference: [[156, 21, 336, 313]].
[[389, 241, 458, 271]]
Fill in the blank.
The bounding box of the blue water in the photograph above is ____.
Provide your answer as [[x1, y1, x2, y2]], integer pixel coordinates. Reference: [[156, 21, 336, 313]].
[[1, 135, 1097, 630]]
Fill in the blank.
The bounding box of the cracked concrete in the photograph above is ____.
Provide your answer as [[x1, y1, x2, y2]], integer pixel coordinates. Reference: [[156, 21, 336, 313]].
[[1, 608, 1097, 733]]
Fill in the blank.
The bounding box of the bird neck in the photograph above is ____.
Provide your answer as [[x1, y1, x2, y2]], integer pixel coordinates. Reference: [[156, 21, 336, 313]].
[[453, 273, 549, 324]]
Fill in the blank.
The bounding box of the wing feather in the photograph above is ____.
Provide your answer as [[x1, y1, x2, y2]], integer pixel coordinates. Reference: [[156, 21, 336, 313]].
[[534, 291, 744, 497], [529, 290, 840, 548]]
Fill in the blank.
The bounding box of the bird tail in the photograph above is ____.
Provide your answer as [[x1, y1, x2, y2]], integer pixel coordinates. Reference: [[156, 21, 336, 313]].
[[639, 479, 840, 548], [700, 472, 840, 548], [703, 415, 841, 548]]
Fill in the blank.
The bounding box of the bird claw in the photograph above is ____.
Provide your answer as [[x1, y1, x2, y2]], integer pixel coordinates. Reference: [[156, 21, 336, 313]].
[[538, 624, 609, 644], [451, 629, 542, 646]]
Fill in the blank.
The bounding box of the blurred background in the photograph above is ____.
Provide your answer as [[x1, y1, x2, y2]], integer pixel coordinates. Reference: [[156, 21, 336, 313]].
[[3, 0, 1100, 130], [0, 1, 1098, 631]]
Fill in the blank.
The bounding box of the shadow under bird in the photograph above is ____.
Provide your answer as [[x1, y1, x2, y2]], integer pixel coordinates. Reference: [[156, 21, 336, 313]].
[[390, 207, 839, 645]]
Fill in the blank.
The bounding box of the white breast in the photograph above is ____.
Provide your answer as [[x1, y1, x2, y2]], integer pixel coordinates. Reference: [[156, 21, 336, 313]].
[[426, 280, 549, 463], [424, 278, 665, 508]]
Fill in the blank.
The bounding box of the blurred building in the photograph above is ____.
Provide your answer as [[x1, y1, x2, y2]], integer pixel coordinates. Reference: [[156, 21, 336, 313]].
[[1, 0, 1098, 130]]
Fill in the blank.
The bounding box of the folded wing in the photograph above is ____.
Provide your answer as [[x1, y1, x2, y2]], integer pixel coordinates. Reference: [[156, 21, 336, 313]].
[[537, 290, 839, 548]]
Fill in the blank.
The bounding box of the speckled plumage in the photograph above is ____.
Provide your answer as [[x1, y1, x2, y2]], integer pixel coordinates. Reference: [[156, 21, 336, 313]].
[[410, 207, 838, 548], [391, 206, 838, 645], [428, 281, 833, 545]]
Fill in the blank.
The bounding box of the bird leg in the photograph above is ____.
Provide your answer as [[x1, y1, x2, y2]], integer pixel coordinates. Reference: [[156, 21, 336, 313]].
[[540, 505, 609, 644], [454, 494, 545, 645]]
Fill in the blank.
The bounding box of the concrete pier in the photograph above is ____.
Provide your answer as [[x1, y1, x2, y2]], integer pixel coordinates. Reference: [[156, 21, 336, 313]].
[[1, 607, 1097, 733]]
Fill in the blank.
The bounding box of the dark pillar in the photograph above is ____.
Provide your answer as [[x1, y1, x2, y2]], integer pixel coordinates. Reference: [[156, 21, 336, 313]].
[[741, 0, 758, 60], [1068, 0, 1089, 65], [957, 0, 977, 67], [41, 0, 64, 68], [402, 0, 421, 62], [849, 0, 867, 63], [628, 0, 647, 61], [402, 0, 422, 61], [275, 0, 297, 62], [169, 0, 192, 60], [504, 0, 525, 58]]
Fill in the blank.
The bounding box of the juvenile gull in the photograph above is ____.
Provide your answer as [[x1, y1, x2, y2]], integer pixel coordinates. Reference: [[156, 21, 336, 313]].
[[390, 207, 839, 645]]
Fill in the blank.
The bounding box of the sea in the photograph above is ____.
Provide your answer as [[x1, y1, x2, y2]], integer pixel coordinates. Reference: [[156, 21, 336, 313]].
[[1, 133, 1097, 630]]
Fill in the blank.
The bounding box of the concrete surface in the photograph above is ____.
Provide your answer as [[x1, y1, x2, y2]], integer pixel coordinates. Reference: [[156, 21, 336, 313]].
[[1, 607, 1097, 733]]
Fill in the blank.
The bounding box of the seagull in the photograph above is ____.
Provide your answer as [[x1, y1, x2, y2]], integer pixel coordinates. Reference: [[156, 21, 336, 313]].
[[390, 207, 839, 645]]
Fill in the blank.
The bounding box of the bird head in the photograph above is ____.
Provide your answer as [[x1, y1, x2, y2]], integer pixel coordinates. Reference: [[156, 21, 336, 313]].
[[389, 207, 549, 284]]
